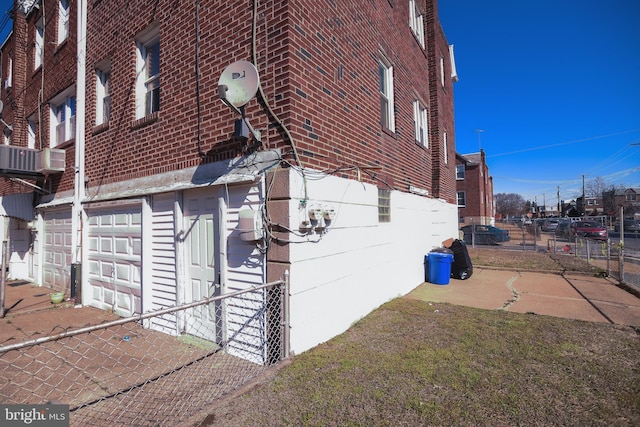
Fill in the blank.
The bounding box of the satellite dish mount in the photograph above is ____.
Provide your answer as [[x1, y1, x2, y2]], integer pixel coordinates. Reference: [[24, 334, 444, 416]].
[[218, 60, 261, 143]]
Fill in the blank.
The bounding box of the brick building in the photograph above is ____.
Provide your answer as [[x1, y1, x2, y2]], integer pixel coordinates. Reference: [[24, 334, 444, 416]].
[[456, 150, 494, 225], [0, 0, 458, 355]]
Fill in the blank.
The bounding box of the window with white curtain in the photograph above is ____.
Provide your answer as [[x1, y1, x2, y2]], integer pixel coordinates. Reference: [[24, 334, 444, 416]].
[[95, 67, 111, 125], [35, 17, 44, 69], [413, 100, 428, 147], [135, 25, 160, 119], [379, 58, 395, 132], [58, 0, 70, 44], [409, 0, 425, 48]]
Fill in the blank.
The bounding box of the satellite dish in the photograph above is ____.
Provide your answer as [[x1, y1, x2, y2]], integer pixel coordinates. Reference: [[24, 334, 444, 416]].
[[217, 60, 260, 108]]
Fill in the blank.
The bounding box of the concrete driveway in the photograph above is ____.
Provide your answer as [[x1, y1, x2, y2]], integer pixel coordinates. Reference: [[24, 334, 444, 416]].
[[407, 268, 640, 327]]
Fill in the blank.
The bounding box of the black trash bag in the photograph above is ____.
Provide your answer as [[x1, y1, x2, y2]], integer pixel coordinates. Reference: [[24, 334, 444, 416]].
[[447, 239, 473, 280]]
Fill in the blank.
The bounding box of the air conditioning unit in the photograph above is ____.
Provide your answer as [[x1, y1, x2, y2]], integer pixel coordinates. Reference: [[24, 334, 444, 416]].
[[0, 145, 37, 174], [35, 148, 66, 173]]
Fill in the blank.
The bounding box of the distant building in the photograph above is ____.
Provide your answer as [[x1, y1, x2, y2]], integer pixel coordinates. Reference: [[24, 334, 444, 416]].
[[455, 150, 494, 225], [603, 187, 640, 218]]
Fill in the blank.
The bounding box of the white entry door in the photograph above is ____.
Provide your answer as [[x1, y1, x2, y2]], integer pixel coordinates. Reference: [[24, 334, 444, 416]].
[[183, 189, 220, 342]]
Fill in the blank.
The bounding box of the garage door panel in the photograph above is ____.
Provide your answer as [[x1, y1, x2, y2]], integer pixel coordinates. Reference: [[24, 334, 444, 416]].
[[87, 206, 142, 317], [42, 209, 72, 292]]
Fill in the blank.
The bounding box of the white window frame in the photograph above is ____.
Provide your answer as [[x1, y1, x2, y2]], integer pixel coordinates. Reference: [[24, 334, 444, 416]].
[[457, 191, 466, 207], [35, 17, 44, 70], [57, 0, 70, 45], [135, 25, 160, 119], [28, 116, 37, 149], [413, 100, 428, 147], [379, 58, 395, 132], [409, 0, 425, 48], [456, 164, 465, 180], [49, 87, 76, 147], [4, 54, 12, 89], [95, 67, 110, 125], [440, 56, 445, 87], [443, 131, 448, 164]]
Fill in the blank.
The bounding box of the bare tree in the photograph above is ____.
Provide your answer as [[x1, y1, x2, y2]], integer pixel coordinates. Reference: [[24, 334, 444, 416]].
[[585, 176, 608, 197], [495, 193, 526, 218]]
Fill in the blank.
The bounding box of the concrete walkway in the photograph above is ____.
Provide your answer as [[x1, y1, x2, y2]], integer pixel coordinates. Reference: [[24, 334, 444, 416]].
[[407, 268, 640, 327]]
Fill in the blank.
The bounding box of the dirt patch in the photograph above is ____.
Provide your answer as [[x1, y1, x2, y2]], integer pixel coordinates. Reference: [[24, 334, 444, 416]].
[[467, 247, 606, 275]]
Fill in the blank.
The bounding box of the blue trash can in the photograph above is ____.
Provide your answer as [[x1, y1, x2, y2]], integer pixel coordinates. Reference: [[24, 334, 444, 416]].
[[427, 252, 454, 285]]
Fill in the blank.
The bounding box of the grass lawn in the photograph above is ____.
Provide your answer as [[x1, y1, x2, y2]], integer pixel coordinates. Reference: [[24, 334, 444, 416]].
[[195, 250, 639, 427]]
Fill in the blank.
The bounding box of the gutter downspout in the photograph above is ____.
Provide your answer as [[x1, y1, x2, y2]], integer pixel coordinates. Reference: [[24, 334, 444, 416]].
[[72, 0, 87, 301]]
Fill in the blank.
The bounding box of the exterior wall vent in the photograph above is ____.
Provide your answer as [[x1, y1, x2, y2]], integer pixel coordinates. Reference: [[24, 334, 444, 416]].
[[35, 148, 66, 173], [0, 145, 37, 174]]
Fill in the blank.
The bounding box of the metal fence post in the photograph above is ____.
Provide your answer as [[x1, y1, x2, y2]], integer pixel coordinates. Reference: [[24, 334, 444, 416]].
[[283, 270, 290, 358], [0, 240, 6, 318], [606, 239, 611, 276]]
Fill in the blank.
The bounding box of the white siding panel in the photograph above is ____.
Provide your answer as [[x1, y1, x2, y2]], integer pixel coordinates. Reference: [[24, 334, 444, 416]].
[[223, 184, 267, 363], [149, 193, 179, 335]]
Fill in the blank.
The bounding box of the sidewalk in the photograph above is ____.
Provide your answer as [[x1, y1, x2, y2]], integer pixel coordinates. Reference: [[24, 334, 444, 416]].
[[407, 268, 640, 327]]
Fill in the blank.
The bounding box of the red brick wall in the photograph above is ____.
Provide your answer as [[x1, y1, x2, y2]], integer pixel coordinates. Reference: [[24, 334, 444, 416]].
[[82, 0, 454, 199], [457, 151, 494, 221], [2, 1, 456, 201]]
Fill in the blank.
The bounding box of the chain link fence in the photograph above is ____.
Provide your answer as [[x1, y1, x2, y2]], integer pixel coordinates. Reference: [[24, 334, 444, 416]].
[[0, 278, 289, 426], [551, 236, 640, 292]]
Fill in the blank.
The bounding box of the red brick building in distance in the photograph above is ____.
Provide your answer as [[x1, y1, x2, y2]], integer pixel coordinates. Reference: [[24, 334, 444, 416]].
[[1, 0, 459, 355], [456, 150, 495, 225]]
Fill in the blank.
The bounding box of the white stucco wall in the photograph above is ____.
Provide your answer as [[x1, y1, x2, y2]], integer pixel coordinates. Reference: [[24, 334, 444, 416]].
[[285, 172, 458, 354]]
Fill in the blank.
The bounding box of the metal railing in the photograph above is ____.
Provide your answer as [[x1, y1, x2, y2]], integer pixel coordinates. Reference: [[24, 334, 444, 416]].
[[0, 276, 289, 426]]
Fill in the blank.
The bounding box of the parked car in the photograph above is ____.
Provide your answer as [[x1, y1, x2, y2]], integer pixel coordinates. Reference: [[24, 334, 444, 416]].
[[614, 219, 640, 233], [460, 225, 511, 245], [568, 220, 608, 241], [555, 219, 572, 238], [541, 218, 559, 232]]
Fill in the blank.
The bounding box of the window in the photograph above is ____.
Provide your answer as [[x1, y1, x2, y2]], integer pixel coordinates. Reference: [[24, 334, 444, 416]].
[[57, 0, 70, 44], [28, 117, 37, 149], [50, 88, 76, 147], [625, 192, 636, 202], [95, 67, 110, 125], [378, 188, 391, 223], [4, 53, 11, 89], [379, 59, 395, 132], [409, 0, 425, 47], [440, 56, 445, 87], [443, 131, 448, 164], [135, 25, 160, 119], [456, 164, 465, 180], [35, 17, 44, 69], [457, 191, 466, 207], [413, 100, 428, 147]]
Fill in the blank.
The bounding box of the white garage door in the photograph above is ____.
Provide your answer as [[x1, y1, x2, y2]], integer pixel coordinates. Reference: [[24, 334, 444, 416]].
[[87, 205, 142, 317], [42, 209, 72, 292]]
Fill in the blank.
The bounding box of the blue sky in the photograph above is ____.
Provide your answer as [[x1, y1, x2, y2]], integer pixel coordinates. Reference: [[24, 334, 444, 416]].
[[1, 1, 638, 206], [439, 0, 640, 206], [0, 1, 11, 42]]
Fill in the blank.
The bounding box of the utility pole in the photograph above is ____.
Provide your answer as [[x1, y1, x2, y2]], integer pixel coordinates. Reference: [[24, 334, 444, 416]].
[[582, 174, 586, 216], [557, 186, 560, 216], [474, 129, 484, 151]]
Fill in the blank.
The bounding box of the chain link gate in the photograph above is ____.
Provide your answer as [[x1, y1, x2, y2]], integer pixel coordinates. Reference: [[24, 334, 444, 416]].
[[0, 277, 289, 426]]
